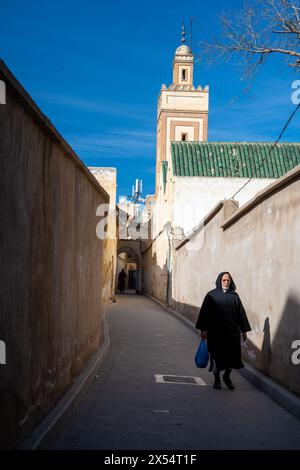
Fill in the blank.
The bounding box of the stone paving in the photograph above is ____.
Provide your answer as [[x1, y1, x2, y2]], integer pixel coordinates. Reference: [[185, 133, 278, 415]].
[[51, 294, 300, 450]]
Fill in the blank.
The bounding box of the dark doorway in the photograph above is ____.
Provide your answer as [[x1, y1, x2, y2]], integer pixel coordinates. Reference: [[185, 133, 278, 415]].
[[128, 270, 136, 289]]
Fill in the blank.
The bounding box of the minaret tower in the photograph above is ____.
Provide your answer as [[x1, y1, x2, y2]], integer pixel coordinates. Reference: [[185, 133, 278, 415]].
[[155, 24, 209, 195]]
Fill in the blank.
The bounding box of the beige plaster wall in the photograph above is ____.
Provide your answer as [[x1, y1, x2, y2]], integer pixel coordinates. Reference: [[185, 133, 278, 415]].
[[172, 167, 300, 396], [89, 168, 117, 302], [0, 62, 109, 448]]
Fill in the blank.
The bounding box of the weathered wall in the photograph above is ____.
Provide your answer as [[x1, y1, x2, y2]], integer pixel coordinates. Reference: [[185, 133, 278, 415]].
[[172, 166, 300, 396], [0, 61, 109, 449], [89, 167, 117, 302], [142, 231, 169, 303], [142, 151, 175, 302]]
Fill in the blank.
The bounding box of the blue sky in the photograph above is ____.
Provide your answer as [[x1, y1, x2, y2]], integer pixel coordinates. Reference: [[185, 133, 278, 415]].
[[1, 0, 299, 198]]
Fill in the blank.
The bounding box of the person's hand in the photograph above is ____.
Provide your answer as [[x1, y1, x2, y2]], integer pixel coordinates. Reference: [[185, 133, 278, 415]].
[[241, 332, 247, 342], [201, 330, 207, 340]]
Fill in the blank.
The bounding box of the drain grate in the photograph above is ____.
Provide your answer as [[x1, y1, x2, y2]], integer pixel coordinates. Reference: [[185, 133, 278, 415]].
[[164, 376, 196, 384], [155, 374, 206, 386]]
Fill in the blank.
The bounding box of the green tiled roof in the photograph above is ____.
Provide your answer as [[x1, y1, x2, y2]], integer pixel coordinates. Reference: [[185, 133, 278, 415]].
[[171, 142, 300, 178]]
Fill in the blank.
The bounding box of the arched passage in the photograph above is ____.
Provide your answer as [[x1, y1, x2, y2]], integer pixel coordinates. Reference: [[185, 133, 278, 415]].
[[116, 241, 142, 294]]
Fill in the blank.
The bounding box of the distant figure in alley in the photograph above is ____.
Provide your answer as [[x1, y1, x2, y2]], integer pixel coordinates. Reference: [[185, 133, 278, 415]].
[[196, 272, 251, 390], [118, 269, 127, 295]]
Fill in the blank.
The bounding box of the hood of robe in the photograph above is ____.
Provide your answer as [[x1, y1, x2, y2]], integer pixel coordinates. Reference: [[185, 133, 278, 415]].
[[215, 272, 236, 292]]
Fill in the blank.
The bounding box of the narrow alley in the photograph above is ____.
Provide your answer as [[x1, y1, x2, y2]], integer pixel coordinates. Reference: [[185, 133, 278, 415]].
[[51, 295, 300, 450], [1, 11, 300, 458]]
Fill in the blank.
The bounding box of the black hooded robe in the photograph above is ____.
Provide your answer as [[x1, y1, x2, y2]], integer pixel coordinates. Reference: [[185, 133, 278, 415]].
[[195, 272, 251, 371]]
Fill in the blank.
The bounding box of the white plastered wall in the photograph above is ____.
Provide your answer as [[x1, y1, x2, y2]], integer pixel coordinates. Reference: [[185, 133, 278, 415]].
[[173, 176, 277, 235]]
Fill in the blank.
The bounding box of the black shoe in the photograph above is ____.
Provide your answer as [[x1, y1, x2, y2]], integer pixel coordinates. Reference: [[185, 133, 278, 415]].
[[213, 376, 221, 389], [223, 375, 235, 390]]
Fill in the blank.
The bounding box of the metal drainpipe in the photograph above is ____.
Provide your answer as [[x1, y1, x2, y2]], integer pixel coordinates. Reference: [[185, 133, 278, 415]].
[[139, 238, 142, 294], [166, 223, 172, 306]]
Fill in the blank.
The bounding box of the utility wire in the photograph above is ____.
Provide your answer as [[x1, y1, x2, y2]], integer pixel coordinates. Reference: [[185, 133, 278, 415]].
[[230, 102, 300, 201]]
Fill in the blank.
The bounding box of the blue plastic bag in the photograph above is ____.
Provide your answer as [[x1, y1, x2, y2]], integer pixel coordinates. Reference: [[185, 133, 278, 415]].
[[194, 339, 209, 368]]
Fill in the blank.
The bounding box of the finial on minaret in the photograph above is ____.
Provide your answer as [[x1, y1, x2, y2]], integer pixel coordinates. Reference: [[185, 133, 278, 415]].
[[181, 23, 186, 43]]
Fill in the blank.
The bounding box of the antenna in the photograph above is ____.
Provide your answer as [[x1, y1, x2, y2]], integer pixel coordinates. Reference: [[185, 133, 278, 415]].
[[190, 17, 196, 51], [127, 179, 144, 204]]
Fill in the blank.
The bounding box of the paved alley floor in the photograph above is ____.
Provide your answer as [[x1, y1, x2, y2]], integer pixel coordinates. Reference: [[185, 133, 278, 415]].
[[51, 294, 300, 450]]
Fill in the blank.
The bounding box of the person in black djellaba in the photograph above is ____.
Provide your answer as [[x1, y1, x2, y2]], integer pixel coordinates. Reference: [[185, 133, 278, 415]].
[[118, 269, 127, 295], [195, 272, 251, 390]]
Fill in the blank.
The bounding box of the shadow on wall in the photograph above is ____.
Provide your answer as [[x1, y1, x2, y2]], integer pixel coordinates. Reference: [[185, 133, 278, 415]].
[[242, 293, 300, 397], [262, 317, 272, 369], [174, 294, 300, 397], [272, 294, 300, 396], [142, 251, 168, 304], [142, 251, 300, 397]]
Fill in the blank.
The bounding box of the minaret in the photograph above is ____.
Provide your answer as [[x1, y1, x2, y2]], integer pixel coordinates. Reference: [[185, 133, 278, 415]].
[[155, 24, 209, 195]]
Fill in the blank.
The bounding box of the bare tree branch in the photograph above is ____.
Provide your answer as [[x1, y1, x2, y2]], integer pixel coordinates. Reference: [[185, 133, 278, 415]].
[[197, 0, 300, 79]]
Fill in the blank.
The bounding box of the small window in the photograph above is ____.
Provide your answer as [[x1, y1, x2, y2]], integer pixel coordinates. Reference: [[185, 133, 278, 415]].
[[182, 69, 187, 80], [181, 133, 187, 141]]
